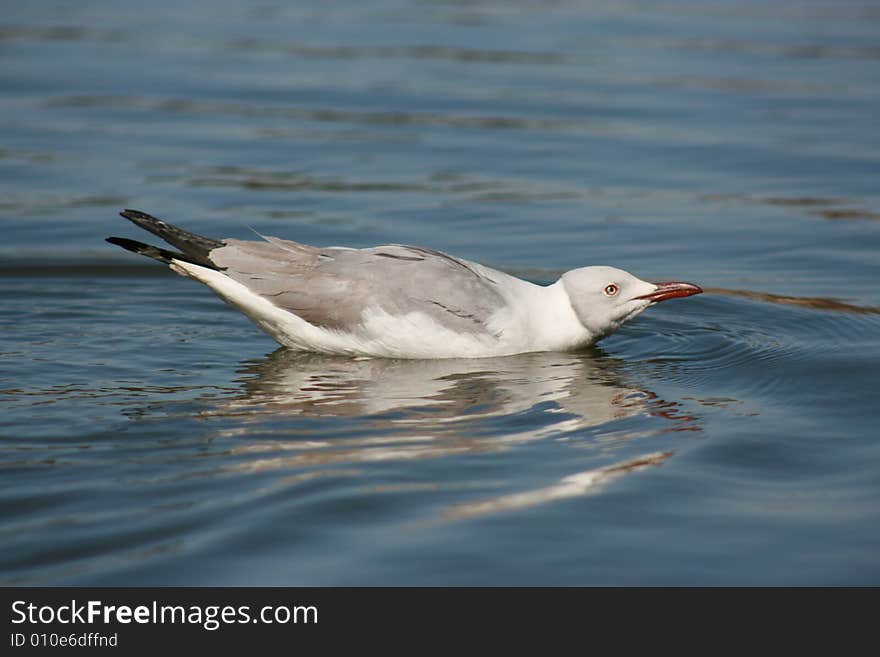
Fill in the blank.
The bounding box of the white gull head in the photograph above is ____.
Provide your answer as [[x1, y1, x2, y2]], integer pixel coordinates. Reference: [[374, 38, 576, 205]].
[[561, 266, 702, 340]]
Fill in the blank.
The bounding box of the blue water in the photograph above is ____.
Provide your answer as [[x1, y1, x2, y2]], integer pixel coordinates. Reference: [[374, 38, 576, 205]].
[[1, 0, 879, 585]]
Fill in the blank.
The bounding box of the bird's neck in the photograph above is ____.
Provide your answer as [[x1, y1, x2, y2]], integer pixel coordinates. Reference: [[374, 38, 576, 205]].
[[522, 280, 595, 351]]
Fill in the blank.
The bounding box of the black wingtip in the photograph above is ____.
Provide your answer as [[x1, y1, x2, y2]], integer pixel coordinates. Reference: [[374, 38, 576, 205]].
[[116, 208, 223, 269], [119, 208, 163, 229], [107, 236, 176, 264], [106, 236, 141, 251], [120, 209, 148, 221]]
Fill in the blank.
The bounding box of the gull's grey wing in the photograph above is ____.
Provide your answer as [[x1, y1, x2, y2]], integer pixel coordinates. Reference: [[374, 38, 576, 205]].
[[209, 237, 508, 334]]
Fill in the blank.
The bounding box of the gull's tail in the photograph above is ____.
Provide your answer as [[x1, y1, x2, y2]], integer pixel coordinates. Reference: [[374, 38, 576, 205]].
[[106, 209, 223, 269]]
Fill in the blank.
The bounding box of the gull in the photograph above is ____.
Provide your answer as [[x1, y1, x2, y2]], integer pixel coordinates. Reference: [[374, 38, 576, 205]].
[[107, 209, 702, 358]]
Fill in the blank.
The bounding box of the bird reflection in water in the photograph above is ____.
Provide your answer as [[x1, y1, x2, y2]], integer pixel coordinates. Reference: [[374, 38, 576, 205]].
[[204, 348, 698, 518]]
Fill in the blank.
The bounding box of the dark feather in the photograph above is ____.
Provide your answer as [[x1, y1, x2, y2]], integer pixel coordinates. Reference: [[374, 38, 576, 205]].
[[105, 236, 217, 269], [117, 209, 223, 268]]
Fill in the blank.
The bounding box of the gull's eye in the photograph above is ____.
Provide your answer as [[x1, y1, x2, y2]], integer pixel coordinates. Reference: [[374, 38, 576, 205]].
[[603, 284, 619, 297]]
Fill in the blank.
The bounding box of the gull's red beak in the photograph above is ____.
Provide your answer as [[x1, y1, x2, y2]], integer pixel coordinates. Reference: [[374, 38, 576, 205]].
[[635, 281, 703, 303]]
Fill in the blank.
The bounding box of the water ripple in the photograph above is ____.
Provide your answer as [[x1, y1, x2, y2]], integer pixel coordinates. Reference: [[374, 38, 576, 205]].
[[612, 291, 880, 401], [223, 38, 566, 65], [46, 95, 572, 132]]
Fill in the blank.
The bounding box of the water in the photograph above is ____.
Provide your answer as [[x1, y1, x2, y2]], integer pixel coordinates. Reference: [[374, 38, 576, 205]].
[[1, 0, 879, 585]]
